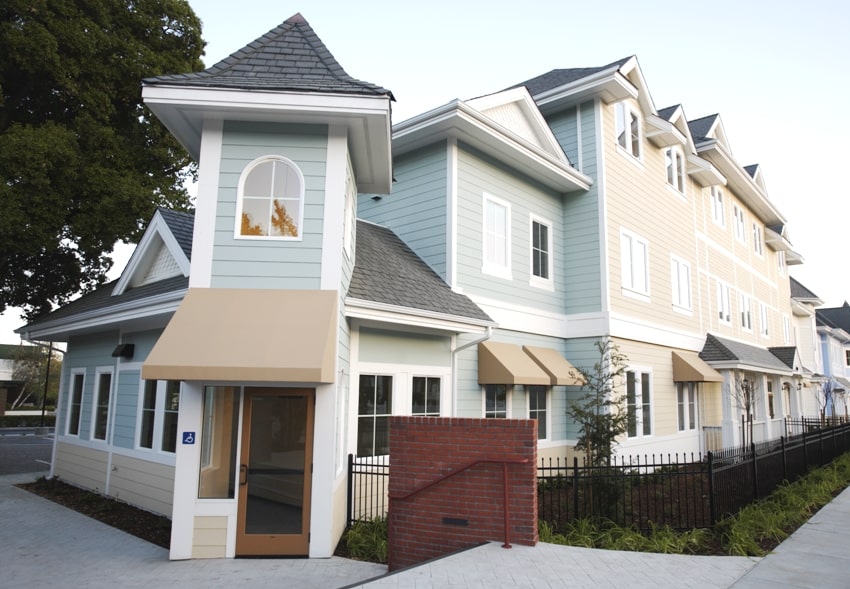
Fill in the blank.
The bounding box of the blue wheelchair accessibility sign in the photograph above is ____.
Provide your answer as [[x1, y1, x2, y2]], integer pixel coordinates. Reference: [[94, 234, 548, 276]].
[[182, 432, 196, 445]]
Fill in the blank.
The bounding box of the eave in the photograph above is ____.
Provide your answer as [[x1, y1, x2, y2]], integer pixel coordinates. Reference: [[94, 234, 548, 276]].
[[817, 325, 850, 344], [392, 101, 592, 193], [142, 85, 393, 193], [765, 226, 805, 265], [532, 67, 638, 115], [686, 154, 725, 187], [345, 297, 495, 335], [695, 139, 785, 226], [646, 115, 687, 148]]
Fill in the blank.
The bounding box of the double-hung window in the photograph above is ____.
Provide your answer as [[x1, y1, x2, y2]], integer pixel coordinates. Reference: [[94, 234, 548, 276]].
[[665, 147, 685, 194], [615, 102, 641, 158], [621, 229, 649, 297], [67, 371, 85, 436], [357, 375, 393, 457], [412, 376, 441, 416], [92, 370, 113, 441], [784, 315, 792, 344], [733, 205, 747, 243], [236, 156, 304, 239], [483, 194, 511, 278], [626, 370, 652, 437], [670, 256, 691, 311], [740, 294, 752, 331], [485, 384, 507, 419], [676, 382, 697, 431], [777, 251, 786, 276], [752, 223, 763, 256], [710, 186, 725, 227], [759, 303, 770, 337], [528, 385, 548, 440], [530, 216, 553, 289], [139, 380, 181, 453], [717, 281, 731, 324]]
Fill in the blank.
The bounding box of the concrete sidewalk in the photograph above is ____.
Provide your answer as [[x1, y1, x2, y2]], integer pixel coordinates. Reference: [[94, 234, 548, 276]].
[[3, 469, 848, 588]]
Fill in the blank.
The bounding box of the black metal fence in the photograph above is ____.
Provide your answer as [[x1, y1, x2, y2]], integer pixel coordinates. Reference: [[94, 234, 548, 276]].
[[347, 419, 850, 530]]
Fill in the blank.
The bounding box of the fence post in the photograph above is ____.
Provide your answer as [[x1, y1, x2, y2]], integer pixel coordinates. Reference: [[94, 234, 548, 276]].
[[781, 436, 787, 482], [346, 453, 354, 527], [750, 442, 759, 500], [707, 451, 717, 526], [572, 456, 579, 521]]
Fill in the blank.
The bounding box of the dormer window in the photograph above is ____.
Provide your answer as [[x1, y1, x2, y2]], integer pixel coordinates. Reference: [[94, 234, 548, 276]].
[[615, 102, 641, 159], [665, 147, 685, 194], [236, 156, 304, 239]]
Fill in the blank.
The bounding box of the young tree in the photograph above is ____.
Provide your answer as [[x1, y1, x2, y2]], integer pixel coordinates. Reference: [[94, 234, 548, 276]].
[[0, 1, 206, 320], [566, 339, 630, 467], [10, 345, 62, 410], [728, 376, 758, 446]]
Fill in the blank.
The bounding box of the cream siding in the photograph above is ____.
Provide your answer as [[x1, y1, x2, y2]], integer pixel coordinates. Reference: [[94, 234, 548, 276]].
[[108, 454, 175, 515]]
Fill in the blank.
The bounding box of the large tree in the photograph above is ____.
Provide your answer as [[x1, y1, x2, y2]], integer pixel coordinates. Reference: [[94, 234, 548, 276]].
[[0, 0, 205, 320]]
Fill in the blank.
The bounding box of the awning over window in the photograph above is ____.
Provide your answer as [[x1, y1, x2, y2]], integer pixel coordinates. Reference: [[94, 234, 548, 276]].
[[672, 351, 723, 383], [142, 288, 338, 383], [478, 341, 550, 385], [522, 345, 585, 386]]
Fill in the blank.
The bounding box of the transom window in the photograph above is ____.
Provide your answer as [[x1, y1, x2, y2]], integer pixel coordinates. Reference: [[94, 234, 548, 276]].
[[357, 375, 393, 457], [483, 194, 511, 278], [236, 156, 304, 239], [528, 385, 548, 440], [530, 216, 553, 288], [615, 102, 641, 158], [665, 147, 685, 194], [710, 186, 725, 227], [626, 370, 652, 437], [485, 384, 507, 419], [412, 376, 441, 416]]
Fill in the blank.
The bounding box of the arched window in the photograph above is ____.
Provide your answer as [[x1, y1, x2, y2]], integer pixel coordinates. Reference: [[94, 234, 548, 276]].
[[236, 156, 304, 239]]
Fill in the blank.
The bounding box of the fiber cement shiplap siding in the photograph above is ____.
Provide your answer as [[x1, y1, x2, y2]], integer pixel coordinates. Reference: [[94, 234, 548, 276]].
[[211, 121, 328, 289], [547, 104, 603, 314], [109, 454, 174, 516], [358, 144, 449, 279], [454, 145, 566, 314]]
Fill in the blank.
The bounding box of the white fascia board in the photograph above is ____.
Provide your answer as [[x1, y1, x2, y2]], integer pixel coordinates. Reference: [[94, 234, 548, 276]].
[[17, 291, 185, 342], [696, 140, 786, 225], [791, 299, 816, 317], [707, 361, 795, 376], [645, 115, 687, 148], [344, 297, 494, 334], [392, 102, 592, 193], [533, 66, 638, 113], [142, 85, 392, 193], [686, 154, 726, 187]]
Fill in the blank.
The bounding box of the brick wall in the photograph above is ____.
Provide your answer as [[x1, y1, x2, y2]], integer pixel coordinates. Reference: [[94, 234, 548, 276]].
[[387, 416, 538, 571]]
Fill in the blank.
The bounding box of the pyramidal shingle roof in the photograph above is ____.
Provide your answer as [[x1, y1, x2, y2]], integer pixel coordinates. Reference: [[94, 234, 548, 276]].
[[348, 221, 492, 323], [511, 56, 633, 97], [144, 13, 392, 98]]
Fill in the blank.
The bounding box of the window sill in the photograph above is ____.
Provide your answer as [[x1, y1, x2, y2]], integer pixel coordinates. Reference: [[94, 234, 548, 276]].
[[622, 287, 650, 303], [482, 265, 513, 281]]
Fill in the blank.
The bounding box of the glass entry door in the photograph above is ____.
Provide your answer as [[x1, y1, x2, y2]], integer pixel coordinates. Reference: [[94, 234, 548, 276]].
[[236, 388, 314, 556]]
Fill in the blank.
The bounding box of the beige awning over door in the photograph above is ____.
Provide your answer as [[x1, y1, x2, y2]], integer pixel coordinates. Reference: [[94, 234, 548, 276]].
[[142, 288, 338, 383], [522, 345, 585, 386], [478, 341, 550, 385], [672, 351, 724, 383]]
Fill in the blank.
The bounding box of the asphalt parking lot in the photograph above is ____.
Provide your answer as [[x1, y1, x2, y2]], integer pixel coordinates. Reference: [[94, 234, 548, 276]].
[[0, 428, 52, 475]]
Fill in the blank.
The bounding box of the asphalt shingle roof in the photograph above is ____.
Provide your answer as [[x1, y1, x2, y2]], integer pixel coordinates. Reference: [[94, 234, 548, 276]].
[[157, 208, 194, 259], [511, 56, 633, 97], [657, 105, 680, 120], [817, 303, 850, 332], [744, 164, 759, 178], [699, 333, 793, 371], [348, 221, 492, 323], [687, 115, 718, 143], [144, 13, 392, 98], [790, 276, 820, 301]]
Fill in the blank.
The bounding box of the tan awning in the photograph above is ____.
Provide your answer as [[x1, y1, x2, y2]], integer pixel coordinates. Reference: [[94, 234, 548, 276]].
[[522, 345, 585, 386], [672, 351, 723, 383], [478, 341, 550, 385], [142, 288, 337, 383]]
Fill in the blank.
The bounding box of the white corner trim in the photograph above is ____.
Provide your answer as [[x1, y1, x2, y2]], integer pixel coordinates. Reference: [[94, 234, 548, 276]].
[[189, 119, 223, 288]]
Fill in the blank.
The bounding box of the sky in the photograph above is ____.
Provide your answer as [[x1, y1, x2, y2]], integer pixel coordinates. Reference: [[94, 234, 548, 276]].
[[2, 0, 849, 344]]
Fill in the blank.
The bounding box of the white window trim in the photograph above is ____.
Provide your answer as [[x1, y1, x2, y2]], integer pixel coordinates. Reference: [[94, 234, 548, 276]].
[[665, 147, 686, 196], [717, 280, 732, 325], [733, 204, 747, 244], [676, 382, 698, 432], [752, 222, 764, 257], [777, 251, 786, 276], [615, 101, 642, 160], [740, 294, 753, 332], [90, 367, 113, 443], [620, 228, 650, 300], [482, 193, 512, 280], [411, 375, 443, 417], [783, 315, 792, 344], [66, 369, 86, 437], [136, 380, 181, 455], [529, 214, 554, 291], [759, 302, 770, 337], [233, 155, 306, 241], [626, 368, 653, 438], [527, 385, 550, 441], [710, 186, 725, 227], [670, 254, 692, 313], [482, 383, 512, 419]]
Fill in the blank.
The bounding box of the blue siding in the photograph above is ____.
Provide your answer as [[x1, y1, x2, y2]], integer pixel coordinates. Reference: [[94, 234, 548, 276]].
[[211, 121, 329, 289], [547, 103, 603, 314], [62, 332, 120, 441], [359, 328, 451, 366], [113, 369, 140, 449], [454, 145, 566, 314], [358, 144, 448, 279]]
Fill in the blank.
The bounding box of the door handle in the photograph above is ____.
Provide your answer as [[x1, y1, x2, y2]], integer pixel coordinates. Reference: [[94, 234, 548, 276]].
[[239, 464, 248, 486]]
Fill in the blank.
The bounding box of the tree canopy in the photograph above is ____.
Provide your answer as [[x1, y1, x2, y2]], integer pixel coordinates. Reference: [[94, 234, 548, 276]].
[[0, 0, 205, 320]]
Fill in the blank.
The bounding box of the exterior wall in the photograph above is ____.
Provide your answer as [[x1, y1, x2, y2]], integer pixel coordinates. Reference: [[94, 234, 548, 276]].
[[53, 442, 109, 492], [210, 121, 329, 289], [358, 144, 449, 279], [109, 453, 175, 515], [387, 416, 537, 571]]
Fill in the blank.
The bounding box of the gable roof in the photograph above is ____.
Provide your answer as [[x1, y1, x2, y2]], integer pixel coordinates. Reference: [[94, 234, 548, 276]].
[[699, 333, 795, 373], [157, 208, 194, 259], [347, 221, 492, 326], [789, 276, 820, 301], [817, 303, 850, 333], [145, 13, 391, 98], [514, 57, 633, 97]]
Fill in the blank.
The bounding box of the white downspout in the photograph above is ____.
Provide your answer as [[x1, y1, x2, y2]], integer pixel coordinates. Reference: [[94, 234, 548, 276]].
[[451, 326, 493, 416]]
